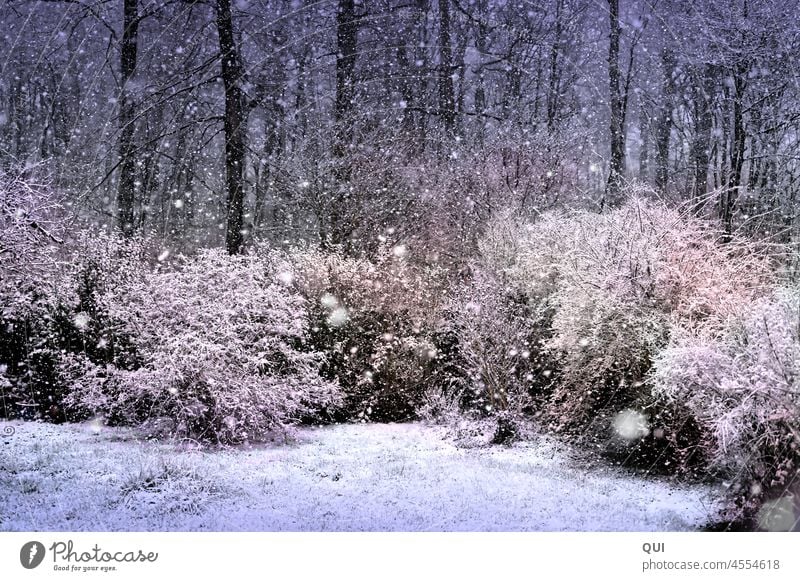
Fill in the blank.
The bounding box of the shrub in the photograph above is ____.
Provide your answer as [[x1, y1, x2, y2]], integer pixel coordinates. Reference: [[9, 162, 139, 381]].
[[441, 210, 558, 438], [465, 195, 772, 470], [445, 268, 553, 418], [1, 231, 148, 421], [286, 244, 454, 421], [651, 286, 800, 526], [0, 172, 64, 291], [64, 248, 341, 443], [1, 173, 68, 419]]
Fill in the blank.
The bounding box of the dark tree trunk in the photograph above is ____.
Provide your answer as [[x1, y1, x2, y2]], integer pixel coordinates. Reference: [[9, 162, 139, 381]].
[[546, 0, 564, 131], [638, 99, 649, 181], [116, 0, 139, 236], [329, 0, 359, 248], [605, 0, 625, 207], [473, 2, 488, 142], [690, 63, 715, 211], [722, 62, 748, 239], [216, 0, 247, 255], [294, 52, 308, 137], [454, 34, 468, 136], [396, 42, 415, 137], [438, 0, 456, 137], [654, 48, 676, 194], [334, 0, 357, 159]]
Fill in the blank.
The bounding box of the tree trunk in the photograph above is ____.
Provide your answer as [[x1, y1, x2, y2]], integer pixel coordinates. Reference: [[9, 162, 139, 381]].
[[654, 48, 676, 194], [334, 0, 357, 158], [690, 63, 715, 211], [438, 0, 456, 137], [473, 2, 488, 142], [116, 0, 139, 236], [395, 42, 415, 138], [216, 0, 247, 254], [546, 0, 564, 131], [638, 99, 649, 182], [722, 63, 748, 239], [605, 0, 624, 207], [329, 0, 359, 247]]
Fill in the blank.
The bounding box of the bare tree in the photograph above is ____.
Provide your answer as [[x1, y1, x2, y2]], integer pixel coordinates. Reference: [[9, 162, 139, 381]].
[[654, 47, 676, 194], [689, 63, 715, 210], [328, 0, 359, 247], [438, 0, 456, 137], [116, 0, 139, 235], [216, 0, 247, 254], [605, 0, 624, 206]]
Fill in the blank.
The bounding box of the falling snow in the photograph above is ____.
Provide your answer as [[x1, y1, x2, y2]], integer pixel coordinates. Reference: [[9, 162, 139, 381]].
[[2, 0, 799, 535]]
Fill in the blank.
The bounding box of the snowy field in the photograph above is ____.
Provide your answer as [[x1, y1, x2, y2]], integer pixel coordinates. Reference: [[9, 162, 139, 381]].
[[0, 420, 720, 532]]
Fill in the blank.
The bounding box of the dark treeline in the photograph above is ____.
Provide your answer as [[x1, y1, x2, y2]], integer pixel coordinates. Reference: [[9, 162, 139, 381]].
[[2, 0, 800, 255]]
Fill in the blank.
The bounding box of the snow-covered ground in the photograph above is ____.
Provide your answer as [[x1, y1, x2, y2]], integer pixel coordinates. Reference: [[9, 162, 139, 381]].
[[0, 420, 720, 531]]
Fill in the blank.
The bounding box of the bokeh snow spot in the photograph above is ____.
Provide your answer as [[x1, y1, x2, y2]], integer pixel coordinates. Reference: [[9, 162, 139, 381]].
[[320, 293, 339, 309], [73, 313, 91, 331], [613, 409, 650, 440], [757, 496, 797, 531], [328, 307, 349, 327], [86, 416, 104, 435]]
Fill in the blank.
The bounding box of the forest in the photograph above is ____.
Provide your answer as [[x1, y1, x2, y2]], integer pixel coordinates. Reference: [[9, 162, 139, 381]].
[[1, 0, 800, 532]]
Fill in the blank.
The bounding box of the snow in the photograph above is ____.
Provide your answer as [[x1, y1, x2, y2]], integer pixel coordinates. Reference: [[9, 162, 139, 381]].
[[327, 306, 349, 327], [0, 420, 719, 532], [613, 409, 650, 440]]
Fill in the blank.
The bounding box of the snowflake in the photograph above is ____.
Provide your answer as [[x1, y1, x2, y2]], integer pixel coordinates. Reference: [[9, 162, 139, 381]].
[[328, 307, 349, 327], [277, 271, 294, 285], [73, 313, 91, 331], [320, 293, 339, 309], [613, 409, 649, 440]]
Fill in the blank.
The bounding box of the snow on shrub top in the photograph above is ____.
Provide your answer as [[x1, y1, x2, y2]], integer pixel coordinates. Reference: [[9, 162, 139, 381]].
[[651, 286, 800, 522], [0, 173, 66, 318], [286, 244, 447, 328], [67, 248, 341, 443], [484, 197, 773, 326], [473, 195, 774, 431]]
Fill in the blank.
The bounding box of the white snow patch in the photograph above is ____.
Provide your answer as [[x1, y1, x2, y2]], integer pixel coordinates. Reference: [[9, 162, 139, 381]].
[[0, 420, 720, 532]]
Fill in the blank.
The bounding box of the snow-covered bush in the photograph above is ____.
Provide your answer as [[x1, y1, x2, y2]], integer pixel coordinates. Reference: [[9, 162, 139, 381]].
[[0, 173, 65, 336], [0, 172, 64, 290], [65, 249, 341, 443], [545, 199, 769, 431], [2, 232, 149, 421], [446, 268, 553, 419], [468, 196, 772, 466], [651, 286, 800, 525], [441, 212, 559, 440], [0, 174, 69, 419], [287, 245, 453, 421]]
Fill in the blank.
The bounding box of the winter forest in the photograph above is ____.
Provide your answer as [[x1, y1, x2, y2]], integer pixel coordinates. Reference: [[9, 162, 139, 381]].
[[2, 0, 800, 532]]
